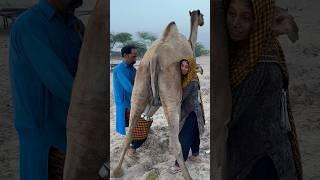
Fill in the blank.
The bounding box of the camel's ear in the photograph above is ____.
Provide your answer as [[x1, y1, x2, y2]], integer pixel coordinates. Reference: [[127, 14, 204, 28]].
[[197, 10, 200, 15], [189, 11, 192, 16]]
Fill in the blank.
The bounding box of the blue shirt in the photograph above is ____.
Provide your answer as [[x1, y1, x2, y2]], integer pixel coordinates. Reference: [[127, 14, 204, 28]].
[[113, 60, 136, 135], [9, 0, 83, 139]]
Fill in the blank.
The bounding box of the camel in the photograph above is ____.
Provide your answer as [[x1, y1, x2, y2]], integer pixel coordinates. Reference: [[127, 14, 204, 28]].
[[112, 22, 195, 180], [63, 0, 107, 179], [188, 9, 205, 75], [273, 6, 299, 43], [140, 9, 205, 118], [188, 9, 204, 56], [213, 0, 299, 176], [138, 9, 205, 116]]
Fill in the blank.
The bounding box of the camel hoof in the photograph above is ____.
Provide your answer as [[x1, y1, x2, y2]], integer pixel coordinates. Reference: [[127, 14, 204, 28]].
[[111, 167, 124, 178]]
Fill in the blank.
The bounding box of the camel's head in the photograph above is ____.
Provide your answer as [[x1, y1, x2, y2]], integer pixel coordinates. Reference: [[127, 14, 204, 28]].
[[272, 6, 299, 43], [189, 9, 204, 26]]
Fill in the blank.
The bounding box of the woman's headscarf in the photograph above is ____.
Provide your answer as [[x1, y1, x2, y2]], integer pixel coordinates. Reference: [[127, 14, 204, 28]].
[[227, 0, 289, 90], [181, 56, 198, 89]]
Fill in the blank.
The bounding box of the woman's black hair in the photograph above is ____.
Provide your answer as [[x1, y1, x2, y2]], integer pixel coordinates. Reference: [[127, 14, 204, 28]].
[[180, 59, 189, 66]]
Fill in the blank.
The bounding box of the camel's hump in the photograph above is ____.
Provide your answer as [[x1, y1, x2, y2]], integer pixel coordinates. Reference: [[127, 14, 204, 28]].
[[160, 21, 178, 41]]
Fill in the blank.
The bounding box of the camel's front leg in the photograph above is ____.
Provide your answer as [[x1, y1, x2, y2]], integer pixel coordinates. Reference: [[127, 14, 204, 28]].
[[159, 64, 192, 180], [164, 105, 192, 180]]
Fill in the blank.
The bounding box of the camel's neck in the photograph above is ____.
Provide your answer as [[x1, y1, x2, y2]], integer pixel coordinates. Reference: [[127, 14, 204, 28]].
[[189, 17, 198, 55]]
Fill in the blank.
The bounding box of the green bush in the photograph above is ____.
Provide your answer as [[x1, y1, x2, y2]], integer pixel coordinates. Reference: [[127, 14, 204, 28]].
[[123, 40, 147, 57], [195, 42, 209, 57]]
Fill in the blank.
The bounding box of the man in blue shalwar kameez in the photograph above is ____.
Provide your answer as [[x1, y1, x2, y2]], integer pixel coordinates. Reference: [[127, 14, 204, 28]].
[[113, 45, 148, 157], [8, 0, 84, 179]]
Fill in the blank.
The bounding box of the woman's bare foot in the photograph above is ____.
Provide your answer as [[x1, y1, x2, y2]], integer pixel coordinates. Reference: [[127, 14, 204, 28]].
[[189, 155, 201, 162]]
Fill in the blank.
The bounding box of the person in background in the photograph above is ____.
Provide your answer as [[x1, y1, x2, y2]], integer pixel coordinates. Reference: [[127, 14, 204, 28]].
[[113, 45, 151, 158], [8, 0, 84, 179]]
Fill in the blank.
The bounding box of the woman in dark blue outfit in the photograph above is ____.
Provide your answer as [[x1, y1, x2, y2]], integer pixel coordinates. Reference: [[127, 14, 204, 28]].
[[169, 57, 205, 173]]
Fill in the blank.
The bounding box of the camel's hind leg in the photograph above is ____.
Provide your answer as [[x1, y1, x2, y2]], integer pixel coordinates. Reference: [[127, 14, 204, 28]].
[[159, 65, 192, 180], [112, 65, 151, 178]]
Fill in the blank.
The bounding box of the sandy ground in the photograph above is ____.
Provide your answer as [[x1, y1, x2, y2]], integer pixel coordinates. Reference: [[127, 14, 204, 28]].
[[110, 56, 211, 180], [0, 0, 320, 179]]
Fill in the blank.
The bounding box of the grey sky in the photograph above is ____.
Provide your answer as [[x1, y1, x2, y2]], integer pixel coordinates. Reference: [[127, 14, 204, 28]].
[[110, 0, 210, 49]]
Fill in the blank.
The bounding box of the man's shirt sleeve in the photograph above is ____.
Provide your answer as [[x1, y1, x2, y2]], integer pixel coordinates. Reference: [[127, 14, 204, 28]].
[[13, 21, 74, 103], [115, 67, 133, 94]]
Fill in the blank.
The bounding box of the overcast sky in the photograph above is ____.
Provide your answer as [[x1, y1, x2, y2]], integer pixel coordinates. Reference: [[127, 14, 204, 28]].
[[110, 0, 210, 49]]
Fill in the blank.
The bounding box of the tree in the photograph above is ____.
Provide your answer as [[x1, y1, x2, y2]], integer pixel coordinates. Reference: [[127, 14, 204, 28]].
[[123, 40, 147, 57], [110, 31, 154, 57], [137, 31, 157, 47], [110, 33, 116, 49], [195, 42, 209, 57], [112, 32, 133, 48]]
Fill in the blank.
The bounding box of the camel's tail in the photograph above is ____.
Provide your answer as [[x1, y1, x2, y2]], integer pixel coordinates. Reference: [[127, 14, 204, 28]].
[[160, 21, 178, 42], [150, 55, 161, 106]]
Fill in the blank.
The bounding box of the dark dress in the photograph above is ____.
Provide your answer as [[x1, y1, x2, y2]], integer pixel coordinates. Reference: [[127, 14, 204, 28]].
[[224, 63, 297, 180], [178, 80, 205, 162]]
